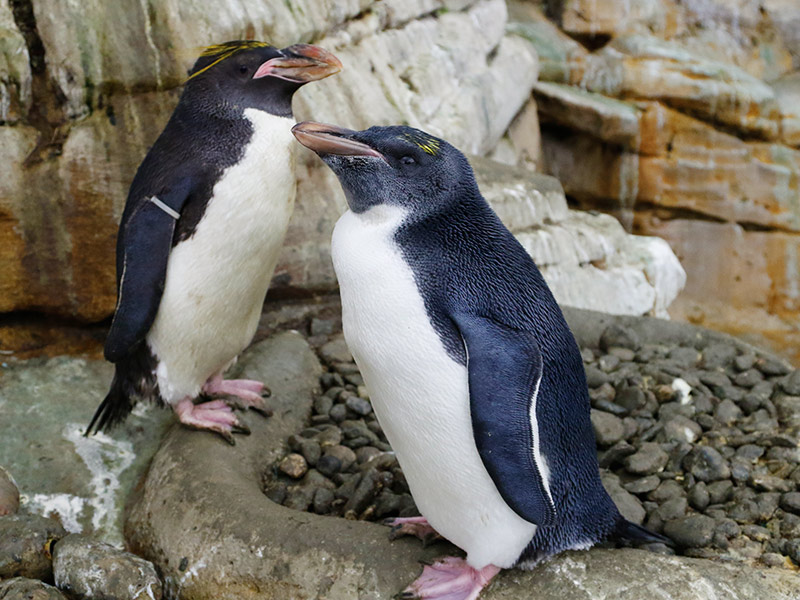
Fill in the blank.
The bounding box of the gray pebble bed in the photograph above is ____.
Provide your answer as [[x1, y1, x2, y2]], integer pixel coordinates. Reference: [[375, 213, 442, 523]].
[[265, 322, 800, 569]]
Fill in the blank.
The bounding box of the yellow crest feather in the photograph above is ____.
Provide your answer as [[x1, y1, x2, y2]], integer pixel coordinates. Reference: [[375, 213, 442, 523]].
[[402, 131, 441, 156], [186, 40, 270, 81]]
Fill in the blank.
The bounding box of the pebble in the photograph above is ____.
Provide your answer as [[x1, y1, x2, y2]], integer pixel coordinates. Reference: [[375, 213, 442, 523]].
[[0, 514, 66, 581], [616, 386, 646, 413], [688, 482, 710, 511], [345, 396, 372, 416], [780, 370, 800, 395], [590, 410, 625, 446], [623, 442, 668, 475], [662, 416, 702, 444], [0, 467, 19, 517], [706, 480, 734, 504], [701, 344, 737, 370], [324, 445, 357, 472], [53, 535, 162, 600], [319, 336, 354, 364], [599, 324, 640, 352], [684, 446, 730, 482], [279, 454, 308, 479], [584, 365, 609, 388], [780, 492, 800, 514], [756, 357, 791, 376], [714, 399, 742, 425], [623, 475, 660, 494], [0, 578, 67, 600], [663, 515, 716, 548]]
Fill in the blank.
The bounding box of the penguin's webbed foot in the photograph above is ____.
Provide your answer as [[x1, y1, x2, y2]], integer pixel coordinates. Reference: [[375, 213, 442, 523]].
[[384, 516, 443, 546], [175, 398, 251, 445], [401, 557, 500, 600], [202, 376, 273, 417]]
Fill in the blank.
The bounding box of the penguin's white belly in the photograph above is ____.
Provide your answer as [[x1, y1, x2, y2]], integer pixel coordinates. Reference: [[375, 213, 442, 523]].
[[332, 206, 536, 569], [148, 109, 296, 403]]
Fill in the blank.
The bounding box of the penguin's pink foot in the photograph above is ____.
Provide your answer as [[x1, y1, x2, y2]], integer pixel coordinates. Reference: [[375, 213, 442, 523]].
[[175, 398, 250, 445], [202, 375, 272, 416], [384, 516, 443, 545], [402, 557, 501, 600]]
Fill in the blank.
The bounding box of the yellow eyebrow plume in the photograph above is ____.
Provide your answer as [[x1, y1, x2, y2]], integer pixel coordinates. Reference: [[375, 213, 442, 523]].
[[402, 132, 441, 156], [186, 40, 270, 81]]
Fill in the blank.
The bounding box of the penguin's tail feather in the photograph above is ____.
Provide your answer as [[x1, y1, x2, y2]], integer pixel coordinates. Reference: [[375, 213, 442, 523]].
[[612, 518, 675, 547], [85, 367, 134, 436]]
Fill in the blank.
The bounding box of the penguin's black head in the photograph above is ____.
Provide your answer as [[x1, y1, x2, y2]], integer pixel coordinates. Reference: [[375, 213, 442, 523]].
[[184, 41, 341, 118], [292, 122, 476, 215]]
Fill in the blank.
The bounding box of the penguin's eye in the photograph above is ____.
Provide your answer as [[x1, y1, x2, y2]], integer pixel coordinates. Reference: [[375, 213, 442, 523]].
[[239, 65, 249, 74], [400, 156, 416, 165]]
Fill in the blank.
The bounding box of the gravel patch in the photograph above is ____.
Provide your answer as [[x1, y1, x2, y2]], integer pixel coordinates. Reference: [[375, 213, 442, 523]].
[[266, 324, 800, 569]]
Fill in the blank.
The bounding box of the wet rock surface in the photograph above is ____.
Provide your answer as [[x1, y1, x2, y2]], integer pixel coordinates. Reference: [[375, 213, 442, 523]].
[[267, 312, 800, 571], [125, 310, 800, 599], [53, 534, 162, 600], [0, 577, 68, 600], [0, 467, 20, 516], [0, 513, 66, 581]]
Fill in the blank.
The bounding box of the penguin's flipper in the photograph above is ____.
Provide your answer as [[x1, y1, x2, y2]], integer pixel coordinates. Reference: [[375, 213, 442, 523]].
[[452, 312, 557, 527], [104, 177, 195, 363]]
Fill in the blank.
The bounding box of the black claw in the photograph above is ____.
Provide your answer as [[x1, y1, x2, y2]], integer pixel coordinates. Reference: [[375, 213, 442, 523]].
[[251, 405, 273, 418], [233, 423, 251, 435], [418, 559, 433, 566], [219, 430, 236, 446], [261, 386, 272, 398]]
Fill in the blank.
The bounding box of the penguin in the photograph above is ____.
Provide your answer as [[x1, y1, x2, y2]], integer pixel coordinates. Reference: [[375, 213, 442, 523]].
[[292, 121, 670, 599], [86, 42, 342, 444]]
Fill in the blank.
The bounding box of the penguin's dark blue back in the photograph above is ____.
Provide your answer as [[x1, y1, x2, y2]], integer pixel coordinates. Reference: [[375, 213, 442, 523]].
[[394, 192, 624, 560]]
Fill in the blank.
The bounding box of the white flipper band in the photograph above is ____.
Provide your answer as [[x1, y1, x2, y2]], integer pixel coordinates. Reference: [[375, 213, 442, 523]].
[[149, 196, 181, 220]]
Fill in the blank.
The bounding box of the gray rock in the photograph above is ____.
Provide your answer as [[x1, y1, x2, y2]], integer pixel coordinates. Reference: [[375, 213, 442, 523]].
[[53, 535, 161, 600], [656, 497, 688, 522], [0, 356, 171, 544], [0, 467, 19, 517], [313, 395, 334, 416], [0, 513, 66, 581], [649, 480, 686, 503], [624, 475, 661, 494], [598, 354, 621, 372], [733, 369, 762, 388], [702, 344, 738, 370], [316, 455, 342, 477], [319, 335, 354, 364], [299, 440, 322, 467], [715, 399, 743, 425], [774, 395, 800, 427], [781, 370, 800, 395], [599, 441, 637, 468], [279, 453, 308, 479], [780, 492, 800, 514], [734, 354, 757, 372], [663, 416, 702, 444], [584, 365, 609, 388], [756, 357, 792, 377], [750, 475, 794, 493], [684, 447, 731, 482], [346, 396, 373, 417], [590, 410, 625, 446], [707, 480, 734, 504], [623, 442, 669, 475], [664, 515, 716, 548], [310, 318, 336, 337], [668, 347, 701, 368], [616, 386, 647, 413], [324, 445, 357, 472], [601, 472, 645, 524], [0, 578, 67, 600], [599, 324, 641, 352], [688, 482, 710, 511]]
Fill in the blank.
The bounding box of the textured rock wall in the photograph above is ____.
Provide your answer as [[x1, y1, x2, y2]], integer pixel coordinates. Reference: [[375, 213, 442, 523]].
[[507, 0, 800, 362], [0, 0, 684, 328]]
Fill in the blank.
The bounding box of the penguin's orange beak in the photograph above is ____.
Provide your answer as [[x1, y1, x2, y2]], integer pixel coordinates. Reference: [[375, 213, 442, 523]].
[[253, 45, 342, 82], [292, 121, 384, 159]]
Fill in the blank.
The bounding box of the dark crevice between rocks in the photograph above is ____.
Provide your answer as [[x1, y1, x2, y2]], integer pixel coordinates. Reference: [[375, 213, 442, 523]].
[[10, 0, 69, 166], [0, 310, 107, 360]]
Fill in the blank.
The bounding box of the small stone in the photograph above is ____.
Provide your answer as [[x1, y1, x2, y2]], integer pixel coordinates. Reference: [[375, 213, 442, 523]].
[[374, 490, 402, 517], [733, 369, 762, 388], [0, 514, 66, 580], [599, 324, 640, 352], [284, 484, 315, 511], [345, 396, 373, 416], [601, 472, 645, 524], [756, 357, 791, 376], [598, 441, 637, 468], [780, 492, 800, 514], [329, 404, 348, 423], [702, 344, 737, 370], [774, 395, 800, 427], [609, 347, 636, 362], [662, 416, 702, 444], [688, 482, 710, 511], [343, 471, 381, 516], [668, 347, 701, 368], [648, 480, 685, 503], [584, 365, 609, 388], [319, 335, 354, 364], [313, 395, 334, 416], [310, 318, 335, 337], [714, 399, 742, 425], [279, 454, 308, 479], [344, 373, 365, 387], [324, 445, 357, 472], [653, 385, 677, 403], [734, 354, 757, 371], [316, 454, 343, 477], [706, 480, 734, 504], [715, 518, 741, 538], [742, 524, 771, 542], [761, 552, 788, 568], [623, 475, 660, 494], [0, 467, 19, 516], [53, 535, 162, 600], [623, 442, 668, 475], [590, 410, 625, 446], [299, 440, 321, 467], [0, 578, 67, 600], [589, 382, 617, 405], [355, 447, 382, 464], [784, 540, 800, 565], [683, 446, 730, 482], [663, 515, 716, 548], [265, 481, 287, 504], [735, 444, 765, 462], [598, 354, 621, 372], [312, 488, 335, 514], [616, 386, 646, 413], [751, 474, 793, 493], [655, 497, 688, 522], [781, 370, 800, 395]]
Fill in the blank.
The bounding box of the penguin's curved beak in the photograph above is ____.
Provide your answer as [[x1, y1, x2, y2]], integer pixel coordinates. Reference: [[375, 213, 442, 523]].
[[253, 45, 342, 82], [292, 121, 384, 159]]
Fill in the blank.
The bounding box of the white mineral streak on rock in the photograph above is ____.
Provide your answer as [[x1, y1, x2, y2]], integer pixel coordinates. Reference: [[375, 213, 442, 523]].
[[64, 423, 135, 544], [25, 493, 86, 533]]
